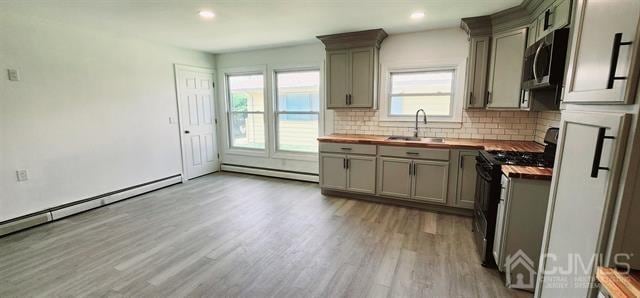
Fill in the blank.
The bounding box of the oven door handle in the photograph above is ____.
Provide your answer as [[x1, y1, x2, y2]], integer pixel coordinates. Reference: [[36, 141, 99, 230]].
[[475, 163, 494, 182]]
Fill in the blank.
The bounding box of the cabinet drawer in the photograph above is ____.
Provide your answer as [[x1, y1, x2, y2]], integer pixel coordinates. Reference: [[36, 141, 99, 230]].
[[379, 146, 449, 161], [319, 142, 377, 155]]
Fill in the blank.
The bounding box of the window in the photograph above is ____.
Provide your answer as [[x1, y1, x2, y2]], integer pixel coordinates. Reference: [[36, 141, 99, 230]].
[[274, 70, 320, 153], [227, 73, 265, 149], [388, 69, 454, 117]]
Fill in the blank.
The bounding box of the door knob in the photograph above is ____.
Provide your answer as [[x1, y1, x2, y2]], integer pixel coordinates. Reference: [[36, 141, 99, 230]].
[[184, 130, 190, 134]]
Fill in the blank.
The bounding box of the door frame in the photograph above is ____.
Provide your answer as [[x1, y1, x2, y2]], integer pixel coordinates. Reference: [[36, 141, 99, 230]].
[[173, 64, 219, 182]]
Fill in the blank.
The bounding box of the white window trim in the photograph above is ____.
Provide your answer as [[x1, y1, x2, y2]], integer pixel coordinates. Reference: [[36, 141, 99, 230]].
[[220, 65, 269, 158], [269, 64, 324, 161], [378, 59, 466, 126]]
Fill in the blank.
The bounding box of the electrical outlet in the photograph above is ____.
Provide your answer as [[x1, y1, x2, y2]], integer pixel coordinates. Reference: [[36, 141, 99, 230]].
[[16, 170, 28, 182], [7, 69, 20, 81]]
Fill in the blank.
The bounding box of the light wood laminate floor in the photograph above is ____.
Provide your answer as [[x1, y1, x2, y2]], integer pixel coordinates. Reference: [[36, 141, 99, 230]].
[[0, 172, 532, 297]]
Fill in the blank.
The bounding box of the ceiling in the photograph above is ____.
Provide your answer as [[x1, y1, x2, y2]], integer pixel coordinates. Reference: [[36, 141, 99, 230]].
[[2, 0, 523, 53]]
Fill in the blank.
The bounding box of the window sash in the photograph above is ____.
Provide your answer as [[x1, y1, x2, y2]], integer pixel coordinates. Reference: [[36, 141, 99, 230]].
[[387, 69, 455, 118], [275, 111, 319, 153], [273, 69, 320, 154]]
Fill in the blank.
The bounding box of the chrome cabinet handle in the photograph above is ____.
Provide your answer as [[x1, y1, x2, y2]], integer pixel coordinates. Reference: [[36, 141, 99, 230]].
[[591, 127, 615, 178], [607, 33, 633, 89]]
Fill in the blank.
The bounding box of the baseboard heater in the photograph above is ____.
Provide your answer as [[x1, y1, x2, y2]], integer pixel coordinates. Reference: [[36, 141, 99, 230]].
[[221, 164, 319, 183], [0, 174, 182, 238]]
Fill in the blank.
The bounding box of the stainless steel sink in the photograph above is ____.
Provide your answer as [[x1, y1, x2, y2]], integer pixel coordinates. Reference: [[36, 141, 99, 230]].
[[386, 136, 445, 143], [386, 135, 421, 141], [423, 137, 445, 143]]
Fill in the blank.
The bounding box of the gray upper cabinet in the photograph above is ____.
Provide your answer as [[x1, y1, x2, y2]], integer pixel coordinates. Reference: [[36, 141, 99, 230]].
[[536, 0, 572, 40], [318, 29, 387, 109], [326, 50, 350, 108], [487, 28, 528, 109], [465, 36, 491, 108], [563, 0, 640, 104], [349, 47, 376, 108]]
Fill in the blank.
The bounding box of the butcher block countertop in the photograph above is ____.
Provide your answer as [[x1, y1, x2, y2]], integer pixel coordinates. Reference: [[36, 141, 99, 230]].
[[597, 267, 640, 297], [318, 134, 553, 180]]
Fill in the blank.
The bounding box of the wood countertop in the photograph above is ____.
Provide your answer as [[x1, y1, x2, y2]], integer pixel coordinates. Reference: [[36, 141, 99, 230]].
[[597, 267, 640, 297], [318, 134, 553, 180]]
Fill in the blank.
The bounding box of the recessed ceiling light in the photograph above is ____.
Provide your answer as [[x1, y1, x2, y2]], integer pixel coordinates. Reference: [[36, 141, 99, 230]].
[[410, 12, 425, 19], [198, 10, 215, 19]]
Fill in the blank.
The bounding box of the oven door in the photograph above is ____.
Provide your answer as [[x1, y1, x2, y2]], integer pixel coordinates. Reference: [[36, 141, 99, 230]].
[[474, 162, 494, 215]]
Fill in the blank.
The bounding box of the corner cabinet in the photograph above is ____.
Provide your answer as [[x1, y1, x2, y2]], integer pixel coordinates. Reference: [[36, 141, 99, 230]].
[[487, 28, 528, 109], [563, 0, 640, 104], [465, 36, 491, 108], [318, 29, 387, 109]]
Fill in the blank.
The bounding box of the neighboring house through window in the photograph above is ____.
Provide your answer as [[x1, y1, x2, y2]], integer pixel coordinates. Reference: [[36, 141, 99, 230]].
[[388, 69, 455, 118], [227, 73, 265, 149], [275, 70, 320, 153]]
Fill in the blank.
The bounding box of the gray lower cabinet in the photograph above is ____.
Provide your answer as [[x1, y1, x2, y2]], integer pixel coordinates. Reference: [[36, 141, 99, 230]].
[[319, 152, 376, 194], [319, 153, 348, 190], [377, 157, 412, 198], [412, 160, 449, 204], [346, 155, 376, 194], [377, 156, 449, 205], [455, 151, 478, 209]]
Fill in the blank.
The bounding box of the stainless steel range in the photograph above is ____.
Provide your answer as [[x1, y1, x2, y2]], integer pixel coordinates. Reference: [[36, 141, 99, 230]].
[[472, 128, 559, 267]]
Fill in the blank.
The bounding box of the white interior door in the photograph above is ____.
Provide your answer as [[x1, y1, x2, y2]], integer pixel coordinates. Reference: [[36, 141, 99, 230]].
[[175, 65, 219, 180], [536, 111, 630, 297]]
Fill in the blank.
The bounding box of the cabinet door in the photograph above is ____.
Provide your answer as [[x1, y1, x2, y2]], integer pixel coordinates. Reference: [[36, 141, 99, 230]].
[[487, 28, 528, 109], [319, 153, 346, 190], [527, 19, 539, 46], [412, 160, 449, 204], [349, 47, 375, 108], [563, 0, 640, 104], [536, 111, 630, 297], [326, 50, 350, 108], [552, 0, 571, 30], [466, 37, 490, 108], [455, 151, 477, 209], [377, 157, 412, 198], [346, 155, 376, 194]]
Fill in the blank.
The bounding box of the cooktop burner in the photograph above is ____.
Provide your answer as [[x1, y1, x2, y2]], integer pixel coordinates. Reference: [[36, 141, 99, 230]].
[[487, 150, 554, 168]]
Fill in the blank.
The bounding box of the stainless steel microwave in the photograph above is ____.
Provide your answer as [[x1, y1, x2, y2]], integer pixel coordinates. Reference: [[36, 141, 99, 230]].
[[522, 28, 570, 90]]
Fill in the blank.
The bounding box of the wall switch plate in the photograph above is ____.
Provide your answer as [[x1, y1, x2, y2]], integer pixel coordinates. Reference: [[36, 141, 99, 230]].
[[16, 170, 28, 182], [7, 69, 20, 81]]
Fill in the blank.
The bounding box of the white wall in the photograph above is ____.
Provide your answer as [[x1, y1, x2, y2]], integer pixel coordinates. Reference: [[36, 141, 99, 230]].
[[0, 12, 216, 222]]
